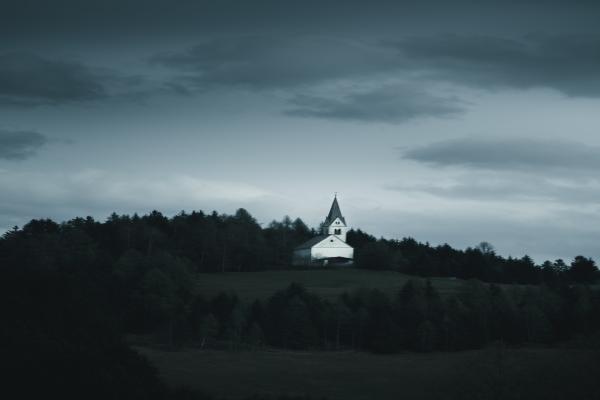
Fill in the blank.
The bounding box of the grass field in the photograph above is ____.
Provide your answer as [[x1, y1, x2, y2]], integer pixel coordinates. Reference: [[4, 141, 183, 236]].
[[137, 345, 600, 400], [195, 268, 466, 301]]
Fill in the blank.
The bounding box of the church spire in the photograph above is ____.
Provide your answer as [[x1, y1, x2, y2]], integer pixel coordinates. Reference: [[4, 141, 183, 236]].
[[325, 194, 346, 225]]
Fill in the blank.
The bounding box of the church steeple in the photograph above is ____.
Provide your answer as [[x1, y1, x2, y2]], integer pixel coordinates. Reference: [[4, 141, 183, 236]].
[[325, 194, 346, 225], [322, 194, 349, 241]]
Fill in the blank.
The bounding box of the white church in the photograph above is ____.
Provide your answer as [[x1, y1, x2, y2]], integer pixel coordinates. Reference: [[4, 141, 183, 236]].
[[293, 196, 354, 266]]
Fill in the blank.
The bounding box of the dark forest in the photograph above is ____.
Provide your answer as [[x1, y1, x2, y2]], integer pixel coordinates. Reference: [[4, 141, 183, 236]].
[[1, 209, 599, 399]]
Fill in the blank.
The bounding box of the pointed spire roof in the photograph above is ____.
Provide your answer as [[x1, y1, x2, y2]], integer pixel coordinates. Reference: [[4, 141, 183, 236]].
[[325, 195, 346, 225]]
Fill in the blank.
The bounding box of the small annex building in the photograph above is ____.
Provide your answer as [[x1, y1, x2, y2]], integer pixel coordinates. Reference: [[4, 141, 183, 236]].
[[293, 195, 354, 266]]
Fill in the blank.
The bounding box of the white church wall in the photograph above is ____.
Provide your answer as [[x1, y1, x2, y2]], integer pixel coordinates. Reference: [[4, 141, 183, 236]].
[[311, 235, 353, 260], [313, 236, 348, 248], [312, 246, 354, 260]]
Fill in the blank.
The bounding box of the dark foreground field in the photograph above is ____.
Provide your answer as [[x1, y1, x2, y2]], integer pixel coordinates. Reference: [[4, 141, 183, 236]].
[[137, 345, 600, 400]]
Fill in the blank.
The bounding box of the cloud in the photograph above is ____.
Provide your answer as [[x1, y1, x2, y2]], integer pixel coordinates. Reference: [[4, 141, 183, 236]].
[[285, 84, 464, 123], [153, 36, 468, 123], [385, 146, 600, 261], [0, 52, 109, 106], [389, 34, 600, 96], [151, 33, 600, 124], [382, 174, 600, 262], [4, 1, 599, 40], [0, 52, 143, 107], [0, 1, 466, 39], [402, 137, 600, 170], [0, 130, 47, 160], [387, 173, 600, 205], [153, 33, 600, 98], [151, 35, 397, 90], [387, 136, 600, 261]]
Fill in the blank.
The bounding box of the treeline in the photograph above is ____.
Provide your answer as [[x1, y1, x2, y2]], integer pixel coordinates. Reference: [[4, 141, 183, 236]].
[[0, 209, 313, 273], [348, 230, 599, 285], [1, 209, 598, 345], [157, 280, 600, 353], [2, 208, 597, 286]]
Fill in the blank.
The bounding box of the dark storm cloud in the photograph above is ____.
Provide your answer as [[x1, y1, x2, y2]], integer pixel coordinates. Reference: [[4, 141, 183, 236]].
[[403, 138, 600, 170], [152, 36, 465, 123], [152, 35, 397, 90], [3, 0, 599, 38], [0, 53, 107, 106], [153, 32, 600, 103], [390, 34, 600, 96], [0, 130, 47, 160], [285, 85, 464, 123], [0, 52, 146, 107], [0, 1, 316, 35], [0, 1, 489, 36]]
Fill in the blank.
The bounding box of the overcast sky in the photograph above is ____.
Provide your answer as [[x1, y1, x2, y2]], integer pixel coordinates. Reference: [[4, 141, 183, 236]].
[[2, 0, 600, 262]]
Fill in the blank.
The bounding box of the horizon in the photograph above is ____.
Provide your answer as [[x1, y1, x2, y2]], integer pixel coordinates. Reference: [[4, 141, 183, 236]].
[[2, 1, 600, 263], [1, 202, 591, 265]]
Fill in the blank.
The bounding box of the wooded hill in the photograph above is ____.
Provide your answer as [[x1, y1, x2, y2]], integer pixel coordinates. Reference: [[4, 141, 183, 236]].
[[1, 208, 599, 399], [2, 208, 597, 284]]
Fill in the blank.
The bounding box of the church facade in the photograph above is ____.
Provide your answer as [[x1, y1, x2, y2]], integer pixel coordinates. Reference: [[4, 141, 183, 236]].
[[293, 196, 354, 266]]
